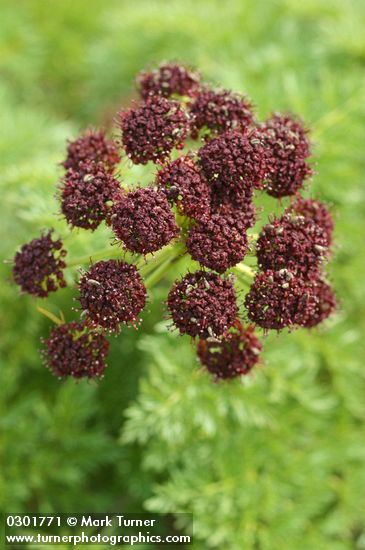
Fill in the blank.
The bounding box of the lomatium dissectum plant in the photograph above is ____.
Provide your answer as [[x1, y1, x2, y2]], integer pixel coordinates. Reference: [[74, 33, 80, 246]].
[[11, 62, 337, 382]]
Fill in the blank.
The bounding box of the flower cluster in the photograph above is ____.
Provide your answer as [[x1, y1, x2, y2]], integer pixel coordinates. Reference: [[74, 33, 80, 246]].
[[118, 96, 189, 164], [189, 87, 254, 139], [13, 230, 67, 298], [245, 269, 318, 330], [198, 129, 269, 191], [43, 321, 109, 379], [156, 156, 211, 221], [137, 62, 201, 100], [288, 197, 334, 246], [111, 187, 179, 254], [258, 113, 313, 197], [249, 198, 335, 331], [187, 212, 248, 273], [167, 271, 238, 338], [302, 279, 336, 328], [62, 129, 120, 172], [197, 321, 262, 380], [256, 212, 328, 279], [60, 162, 121, 230], [12, 62, 337, 383], [78, 260, 147, 332]]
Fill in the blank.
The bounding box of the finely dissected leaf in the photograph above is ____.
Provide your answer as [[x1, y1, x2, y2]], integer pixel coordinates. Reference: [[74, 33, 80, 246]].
[[2, 1, 365, 548]]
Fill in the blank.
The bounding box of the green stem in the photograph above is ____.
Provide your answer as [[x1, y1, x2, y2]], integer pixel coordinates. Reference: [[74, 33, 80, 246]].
[[66, 246, 125, 268], [138, 242, 181, 277], [144, 258, 173, 288], [67, 238, 187, 272], [143, 241, 186, 287], [37, 306, 64, 325], [64, 227, 254, 284], [233, 263, 255, 278], [37, 241, 187, 324]]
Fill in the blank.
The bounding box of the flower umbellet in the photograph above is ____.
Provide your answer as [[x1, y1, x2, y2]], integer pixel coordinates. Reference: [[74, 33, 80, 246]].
[[189, 87, 254, 139], [244, 269, 318, 330], [62, 128, 120, 172], [136, 63, 201, 100], [258, 113, 313, 198], [198, 129, 269, 191], [78, 260, 147, 332], [156, 156, 211, 221], [13, 230, 67, 298], [187, 213, 249, 273], [60, 161, 122, 231], [302, 278, 336, 328], [210, 185, 257, 230], [11, 62, 337, 383], [167, 270, 238, 338], [256, 213, 329, 279], [43, 321, 109, 379], [111, 187, 179, 254], [197, 321, 262, 380], [287, 197, 334, 246], [118, 96, 189, 165]]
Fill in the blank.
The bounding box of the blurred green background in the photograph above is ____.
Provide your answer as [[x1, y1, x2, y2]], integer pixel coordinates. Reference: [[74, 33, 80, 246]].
[[1, 0, 365, 548]]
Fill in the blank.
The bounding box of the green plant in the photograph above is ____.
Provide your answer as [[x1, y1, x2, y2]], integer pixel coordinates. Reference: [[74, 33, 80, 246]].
[[1, 2, 364, 548], [11, 63, 337, 385]]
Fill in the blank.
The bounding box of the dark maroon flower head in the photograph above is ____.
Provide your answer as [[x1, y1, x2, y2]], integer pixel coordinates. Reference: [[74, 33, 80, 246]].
[[62, 129, 120, 172], [245, 269, 318, 330], [60, 162, 122, 231], [167, 270, 238, 338], [258, 113, 313, 198], [156, 156, 211, 221], [197, 320, 262, 380], [13, 230, 67, 298], [43, 321, 109, 379], [256, 213, 329, 278], [210, 185, 257, 229], [302, 279, 336, 328], [118, 96, 189, 165], [111, 187, 179, 254], [189, 87, 254, 139], [198, 129, 268, 192], [287, 197, 334, 246], [187, 213, 248, 273], [137, 63, 201, 100], [79, 260, 147, 332]]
